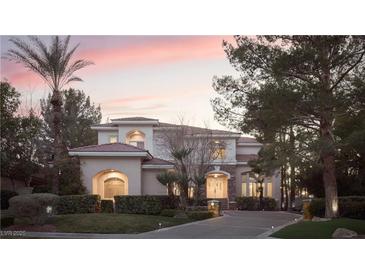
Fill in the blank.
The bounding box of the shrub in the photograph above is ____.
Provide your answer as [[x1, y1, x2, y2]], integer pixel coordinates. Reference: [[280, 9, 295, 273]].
[[236, 197, 259, 210], [309, 196, 365, 219], [8, 193, 60, 225], [186, 206, 208, 211], [235, 197, 277, 211], [186, 211, 214, 220], [1, 190, 18, 210], [32, 185, 51, 194], [261, 197, 277, 211], [101, 200, 114, 213], [1, 216, 14, 229], [114, 195, 162, 215], [308, 198, 326, 217], [160, 209, 184, 217], [57, 194, 101, 215]]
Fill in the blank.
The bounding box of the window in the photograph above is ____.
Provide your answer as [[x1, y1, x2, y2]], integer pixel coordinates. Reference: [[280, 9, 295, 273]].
[[242, 182, 247, 196], [266, 182, 273, 197], [109, 135, 118, 143], [127, 130, 145, 149]]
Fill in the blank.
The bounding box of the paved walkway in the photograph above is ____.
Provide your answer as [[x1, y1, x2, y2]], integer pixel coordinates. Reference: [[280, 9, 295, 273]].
[[21, 211, 301, 239]]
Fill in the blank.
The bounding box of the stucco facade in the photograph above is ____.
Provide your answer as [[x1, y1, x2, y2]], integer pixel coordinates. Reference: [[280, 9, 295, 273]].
[[69, 117, 281, 206]]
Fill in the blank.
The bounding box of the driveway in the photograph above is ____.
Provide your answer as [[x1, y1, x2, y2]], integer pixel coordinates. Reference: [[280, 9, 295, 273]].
[[138, 211, 301, 239], [20, 211, 301, 239]]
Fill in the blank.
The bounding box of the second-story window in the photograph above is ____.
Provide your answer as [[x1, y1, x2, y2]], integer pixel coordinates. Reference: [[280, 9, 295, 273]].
[[109, 135, 118, 143], [127, 130, 145, 149], [213, 141, 226, 160]]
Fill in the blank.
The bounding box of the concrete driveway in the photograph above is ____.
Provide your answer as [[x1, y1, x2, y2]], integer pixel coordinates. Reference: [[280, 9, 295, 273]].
[[21, 211, 301, 239], [139, 211, 301, 239]]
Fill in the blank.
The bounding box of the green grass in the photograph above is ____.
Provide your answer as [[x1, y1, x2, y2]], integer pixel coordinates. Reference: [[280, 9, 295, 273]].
[[48, 213, 193, 234], [271, 218, 365, 239]]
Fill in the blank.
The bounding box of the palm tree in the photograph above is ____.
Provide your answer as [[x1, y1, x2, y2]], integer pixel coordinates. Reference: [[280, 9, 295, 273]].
[[7, 36, 93, 194]]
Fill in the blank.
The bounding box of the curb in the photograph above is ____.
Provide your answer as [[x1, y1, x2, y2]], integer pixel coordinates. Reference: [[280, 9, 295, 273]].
[[256, 215, 303, 239]]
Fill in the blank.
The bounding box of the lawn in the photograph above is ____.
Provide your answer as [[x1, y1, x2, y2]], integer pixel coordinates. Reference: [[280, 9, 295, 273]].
[[48, 213, 193, 234], [271, 218, 365, 239]]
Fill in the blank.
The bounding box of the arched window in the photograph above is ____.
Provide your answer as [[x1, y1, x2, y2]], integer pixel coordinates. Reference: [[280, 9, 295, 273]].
[[126, 130, 145, 149], [104, 177, 126, 199]]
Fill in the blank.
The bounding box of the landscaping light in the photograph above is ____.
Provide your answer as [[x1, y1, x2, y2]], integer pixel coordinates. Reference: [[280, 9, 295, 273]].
[[271, 226, 274, 229], [46, 206, 53, 215]]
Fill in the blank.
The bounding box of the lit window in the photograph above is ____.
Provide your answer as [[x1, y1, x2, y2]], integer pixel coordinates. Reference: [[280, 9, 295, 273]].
[[188, 186, 194, 199], [127, 130, 145, 149], [109, 135, 118, 143], [172, 182, 180, 196], [266, 182, 273, 197]]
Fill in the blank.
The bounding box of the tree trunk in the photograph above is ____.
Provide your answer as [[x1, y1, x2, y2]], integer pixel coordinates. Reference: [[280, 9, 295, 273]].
[[289, 127, 296, 210], [320, 120, 339, 218], [320, 55, 339, 219], [280, 166, 285, 210], [50, 90, 63, 194]]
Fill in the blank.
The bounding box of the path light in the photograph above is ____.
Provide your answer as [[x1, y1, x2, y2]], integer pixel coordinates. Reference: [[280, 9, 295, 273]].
[[271, 225, 274, 229], [158, 222, 162, 229], [46, 206, 53, 215]]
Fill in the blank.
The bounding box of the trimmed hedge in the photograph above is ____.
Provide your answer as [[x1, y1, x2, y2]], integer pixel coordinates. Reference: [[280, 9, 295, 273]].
[[115, 195, 162, 215], [56, 194, 101, 215], [309, 196, 365, 219], [114, 195, 178, 215], [101, 200, 114, 213], [1, 190, 18, 210], [236, 197, 277, 211], [160, 209, 183, 217], [186, 211, 214, 220], [8, 193, 60, 225], [186, 206, 209, 211]]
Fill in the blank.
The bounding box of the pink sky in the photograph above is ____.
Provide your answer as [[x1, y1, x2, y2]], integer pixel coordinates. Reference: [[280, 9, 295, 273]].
[[0, 35, 238, 130]]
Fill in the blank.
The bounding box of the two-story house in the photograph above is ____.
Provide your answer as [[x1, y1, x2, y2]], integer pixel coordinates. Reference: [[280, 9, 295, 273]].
[[68, 117, 281, 207]]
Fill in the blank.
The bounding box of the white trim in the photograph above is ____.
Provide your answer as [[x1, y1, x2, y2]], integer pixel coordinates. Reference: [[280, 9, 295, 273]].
[[236, 161, 248, 165], [91, 126, 118, 131], [237, 142, 262, 146], [142, 165, 174, 169], [111, 120, 159, 125], [68, 151, 149, 157]]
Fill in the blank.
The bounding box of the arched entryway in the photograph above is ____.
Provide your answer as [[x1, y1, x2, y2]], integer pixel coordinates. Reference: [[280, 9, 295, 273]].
[[205, 171, 229, 199], [92, 169, 128, 200]]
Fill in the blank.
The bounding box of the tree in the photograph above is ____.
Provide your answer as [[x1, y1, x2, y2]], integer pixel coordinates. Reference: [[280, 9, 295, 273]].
[[1, 81, 21, 188], [40, 88, 102, 149], [159, 119, 223, 207], [1, 81, 42, 188], [38, 88, 101, 195], [6, 36, 93, 194], [212, 36, 365, 218]]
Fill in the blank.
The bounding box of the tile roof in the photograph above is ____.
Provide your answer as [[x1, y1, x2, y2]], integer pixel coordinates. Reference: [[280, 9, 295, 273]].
[[69, 143, 148, 153], [91, 123, 118, 128], [111, 117, 159, 121], [158, 122, 240, 135], [236, 154, 258, 162], [142, 157, 174, 166]]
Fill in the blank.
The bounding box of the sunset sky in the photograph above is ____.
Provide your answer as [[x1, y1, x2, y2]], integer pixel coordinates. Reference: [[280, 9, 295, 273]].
[[0, 36, 238, 130]]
